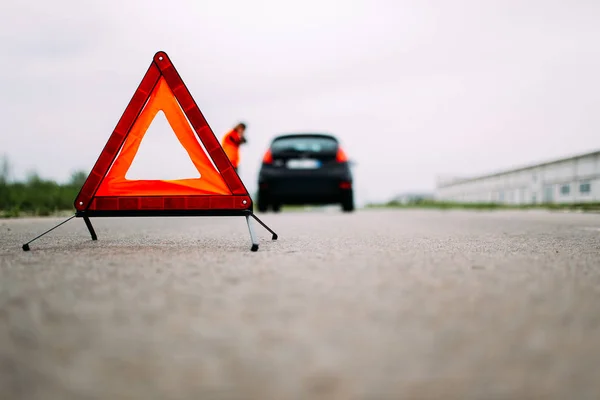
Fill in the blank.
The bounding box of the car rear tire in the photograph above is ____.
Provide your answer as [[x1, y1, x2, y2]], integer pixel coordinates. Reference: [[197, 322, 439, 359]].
[[271, 202, 282, 213], [257, 192, 269, 213], [341, 191, 354, 213]]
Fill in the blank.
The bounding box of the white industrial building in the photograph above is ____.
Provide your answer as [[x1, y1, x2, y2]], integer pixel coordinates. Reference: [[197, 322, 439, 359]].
[[435, 150, 600, 204]]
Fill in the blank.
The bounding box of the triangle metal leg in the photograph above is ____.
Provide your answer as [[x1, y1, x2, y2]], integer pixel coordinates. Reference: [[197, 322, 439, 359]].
[[245, 214, 259, 251], [21, 211, 275, 252], [22, 214, 76, 251], [83, 216, 98, 240], [249, 212, 278, 240]]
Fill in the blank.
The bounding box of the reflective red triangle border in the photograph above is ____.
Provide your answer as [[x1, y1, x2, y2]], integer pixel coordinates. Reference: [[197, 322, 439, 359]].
[[74, 51, 252, 213]]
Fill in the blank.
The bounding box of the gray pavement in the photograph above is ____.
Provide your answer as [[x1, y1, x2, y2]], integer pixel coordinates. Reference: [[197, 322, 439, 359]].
[[1, 209, 600, 399]]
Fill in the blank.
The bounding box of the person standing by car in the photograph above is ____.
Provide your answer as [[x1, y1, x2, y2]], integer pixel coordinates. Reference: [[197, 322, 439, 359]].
[[221, 122, 247, 173]]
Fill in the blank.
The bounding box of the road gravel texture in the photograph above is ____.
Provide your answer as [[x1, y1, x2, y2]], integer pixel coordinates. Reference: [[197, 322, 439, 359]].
[[1, 209, 600, 399]]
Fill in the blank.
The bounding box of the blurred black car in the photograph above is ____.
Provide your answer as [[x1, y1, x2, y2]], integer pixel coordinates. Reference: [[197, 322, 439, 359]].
[[257, 133, 354, 213]]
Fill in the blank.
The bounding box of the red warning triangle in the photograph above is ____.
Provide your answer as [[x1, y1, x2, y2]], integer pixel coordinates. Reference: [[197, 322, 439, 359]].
[[74, 51, 252, 214]]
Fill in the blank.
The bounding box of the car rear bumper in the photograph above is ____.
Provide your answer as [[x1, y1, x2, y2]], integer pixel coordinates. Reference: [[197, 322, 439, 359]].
[[258, 165, 352, 204]]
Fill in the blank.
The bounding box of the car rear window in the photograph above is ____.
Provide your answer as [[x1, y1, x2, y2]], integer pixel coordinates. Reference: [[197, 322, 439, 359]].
[[271, 136, 338, 153]]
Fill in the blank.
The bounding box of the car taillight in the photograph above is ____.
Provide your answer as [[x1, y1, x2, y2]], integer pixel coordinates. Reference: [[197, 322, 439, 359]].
[[262, 149, 273, 164], [336, 147, 348, 163]]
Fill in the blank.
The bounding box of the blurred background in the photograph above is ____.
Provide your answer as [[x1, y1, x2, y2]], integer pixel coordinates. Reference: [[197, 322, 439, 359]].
[[1, 0, 600, 216]]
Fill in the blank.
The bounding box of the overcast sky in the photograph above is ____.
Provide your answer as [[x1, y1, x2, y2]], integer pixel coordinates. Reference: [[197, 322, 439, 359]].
[[2, 0, 600, 204]]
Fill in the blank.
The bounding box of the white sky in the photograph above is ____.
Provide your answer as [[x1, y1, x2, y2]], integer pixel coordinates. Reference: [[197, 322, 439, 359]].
[[1, 0, 600, 204]]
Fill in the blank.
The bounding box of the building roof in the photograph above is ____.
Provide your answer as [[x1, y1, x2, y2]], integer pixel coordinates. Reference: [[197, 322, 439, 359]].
[[437, 149, 600, 188]]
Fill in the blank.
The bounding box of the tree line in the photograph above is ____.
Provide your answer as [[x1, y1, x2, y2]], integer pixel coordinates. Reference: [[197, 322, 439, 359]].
[[0, 155, 87, 217]]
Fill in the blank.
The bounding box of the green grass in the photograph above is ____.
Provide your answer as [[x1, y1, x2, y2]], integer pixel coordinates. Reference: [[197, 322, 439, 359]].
[[0, 170, 87, 218], [281, 205, 317, 211], [366, 199, 600, 212]]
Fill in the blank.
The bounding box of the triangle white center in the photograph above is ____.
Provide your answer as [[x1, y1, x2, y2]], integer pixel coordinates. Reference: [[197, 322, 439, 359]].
[[125, 111, 201, 181]]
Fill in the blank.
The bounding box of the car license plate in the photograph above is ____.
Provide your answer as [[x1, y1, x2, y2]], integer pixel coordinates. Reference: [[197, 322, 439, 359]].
[[287, 159, 321, 169]]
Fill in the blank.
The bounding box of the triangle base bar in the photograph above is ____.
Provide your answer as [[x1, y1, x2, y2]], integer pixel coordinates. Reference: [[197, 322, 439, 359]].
[[21, 211, 277, 252], [76, 209, 252, 217]]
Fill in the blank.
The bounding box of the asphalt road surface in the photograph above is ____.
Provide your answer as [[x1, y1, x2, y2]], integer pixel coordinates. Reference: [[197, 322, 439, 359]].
[[1, 209, 600, 399]]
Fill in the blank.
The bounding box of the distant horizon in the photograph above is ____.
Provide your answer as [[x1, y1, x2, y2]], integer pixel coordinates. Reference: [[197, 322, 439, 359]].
[[7, 143, 600, 206], [3, 141, 600, 205]]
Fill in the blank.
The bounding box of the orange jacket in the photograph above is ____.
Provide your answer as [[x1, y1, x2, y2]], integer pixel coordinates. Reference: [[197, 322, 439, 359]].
[[221, 129, 245, 168]]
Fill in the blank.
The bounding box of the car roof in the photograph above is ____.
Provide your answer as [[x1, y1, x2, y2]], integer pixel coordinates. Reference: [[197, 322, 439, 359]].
[[271, 133, 339, 142]]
